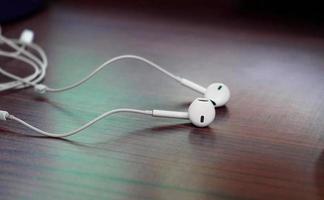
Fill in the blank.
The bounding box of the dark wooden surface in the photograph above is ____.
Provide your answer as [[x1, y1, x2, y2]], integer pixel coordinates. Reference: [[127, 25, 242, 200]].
[[1, 1, 324, 200]]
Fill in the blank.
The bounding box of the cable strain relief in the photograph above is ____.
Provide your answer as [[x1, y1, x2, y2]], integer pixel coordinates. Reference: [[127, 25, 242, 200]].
[[7, 115, 14, 120], [179, 78, 206, 94], [34, 84, 48, 94]]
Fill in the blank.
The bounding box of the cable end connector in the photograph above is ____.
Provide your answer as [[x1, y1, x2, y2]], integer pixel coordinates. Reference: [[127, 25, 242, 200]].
[[19, 29, 34, 44], [0, 110, 10, 121], [34, 84, 47, 94]]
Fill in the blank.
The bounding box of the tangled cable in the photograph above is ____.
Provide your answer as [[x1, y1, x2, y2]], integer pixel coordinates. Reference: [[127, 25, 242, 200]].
[[0, 26, 48, 92]]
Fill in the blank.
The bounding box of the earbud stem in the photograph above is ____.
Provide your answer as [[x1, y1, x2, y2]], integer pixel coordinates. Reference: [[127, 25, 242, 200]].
[[152, 110, 189, 119], [179, 78, 206, 94]]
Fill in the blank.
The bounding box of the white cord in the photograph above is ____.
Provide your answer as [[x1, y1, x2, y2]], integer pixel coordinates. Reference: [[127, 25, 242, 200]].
[[0, 26, 48, 91], [0, 25, 182, 93], [5, 109, 152, 138], [39, 55, 182, 93]]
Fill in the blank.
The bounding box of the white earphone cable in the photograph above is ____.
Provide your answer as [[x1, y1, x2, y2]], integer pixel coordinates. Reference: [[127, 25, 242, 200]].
[[39, 55, 182, 93], [0, 25, 182, 93], [7, 109, 152, 137]]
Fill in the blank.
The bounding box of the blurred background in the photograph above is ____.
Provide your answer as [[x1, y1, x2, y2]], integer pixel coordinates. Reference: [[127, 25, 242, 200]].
[[1, 0, 323, 29], [1, 1, 324, 200]]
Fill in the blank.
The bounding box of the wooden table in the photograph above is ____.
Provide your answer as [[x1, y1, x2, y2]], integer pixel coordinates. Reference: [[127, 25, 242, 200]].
[[1, 1, 324, 199]]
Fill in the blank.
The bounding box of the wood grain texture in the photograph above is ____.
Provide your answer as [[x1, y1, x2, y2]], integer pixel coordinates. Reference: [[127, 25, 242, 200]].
[[1, 1, 324, 200]]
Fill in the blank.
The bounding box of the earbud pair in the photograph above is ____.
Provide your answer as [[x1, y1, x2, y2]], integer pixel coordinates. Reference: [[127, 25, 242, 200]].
[[151, 81, 230, 127], [152, 82, 230, 126]]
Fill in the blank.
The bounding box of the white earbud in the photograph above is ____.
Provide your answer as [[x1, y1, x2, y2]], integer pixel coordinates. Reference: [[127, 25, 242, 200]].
[[179, 79, 230, 107], [204, 83, 230, 107], [152, 98, 215, 127]]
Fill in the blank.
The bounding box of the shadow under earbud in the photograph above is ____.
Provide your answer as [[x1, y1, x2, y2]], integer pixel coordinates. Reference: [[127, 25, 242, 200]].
[[215, 105, 230, 120], [90, 121, 219, 146], [149, 123, 217, 135], [149, 124, 218, 147], [149, 123, 194, 133]]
